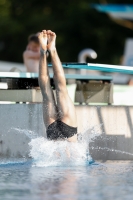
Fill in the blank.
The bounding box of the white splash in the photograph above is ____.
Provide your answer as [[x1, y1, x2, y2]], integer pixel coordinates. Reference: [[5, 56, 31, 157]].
[[28, 125, 101, 167], [6, 125, 101, 167], [29, 137, 93, 167]]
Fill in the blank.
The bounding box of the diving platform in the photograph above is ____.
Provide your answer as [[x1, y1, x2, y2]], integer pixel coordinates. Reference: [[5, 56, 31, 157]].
[[0, 71, 113, 104]]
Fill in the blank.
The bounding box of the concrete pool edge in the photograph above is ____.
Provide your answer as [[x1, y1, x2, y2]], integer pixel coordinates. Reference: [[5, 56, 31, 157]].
[[0, 104, 133, 160]]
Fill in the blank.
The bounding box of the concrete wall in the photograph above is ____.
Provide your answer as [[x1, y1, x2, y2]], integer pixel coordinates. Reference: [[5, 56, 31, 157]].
[[0, 104, 133, 160]]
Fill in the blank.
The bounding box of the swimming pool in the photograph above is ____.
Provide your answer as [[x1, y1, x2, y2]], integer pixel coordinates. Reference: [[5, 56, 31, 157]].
[[0, 136, 133, 200], [1, 103, 133, 200], [0, 160, 133, 200]]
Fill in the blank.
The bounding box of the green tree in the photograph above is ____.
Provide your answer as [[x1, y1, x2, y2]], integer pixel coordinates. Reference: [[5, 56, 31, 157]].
[[0, 0, 132, 64]]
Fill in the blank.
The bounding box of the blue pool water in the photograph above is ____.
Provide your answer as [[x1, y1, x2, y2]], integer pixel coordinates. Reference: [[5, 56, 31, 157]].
[[0, 160, 133, 200], [0, 129, 133, 200]]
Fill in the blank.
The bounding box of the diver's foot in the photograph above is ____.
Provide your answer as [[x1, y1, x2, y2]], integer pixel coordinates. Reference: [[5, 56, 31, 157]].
[[38, 30, 47, 51], [47, 30, 56, 52]]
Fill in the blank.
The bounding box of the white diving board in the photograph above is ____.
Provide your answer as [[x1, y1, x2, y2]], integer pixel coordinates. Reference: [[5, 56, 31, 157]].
[[61, 63, 133, 74]]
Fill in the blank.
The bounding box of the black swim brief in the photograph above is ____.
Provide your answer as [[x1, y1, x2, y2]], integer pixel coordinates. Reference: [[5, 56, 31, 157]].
[[46, 120, 77, 140]]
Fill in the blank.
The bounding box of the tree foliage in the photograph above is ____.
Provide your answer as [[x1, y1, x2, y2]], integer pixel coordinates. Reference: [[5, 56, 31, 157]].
[[0, 0, 132, 64]]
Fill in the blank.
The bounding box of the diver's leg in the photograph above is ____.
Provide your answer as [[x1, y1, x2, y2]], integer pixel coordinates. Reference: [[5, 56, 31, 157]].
[[47, 30, 77, 142], [38, 30, 57, 128]]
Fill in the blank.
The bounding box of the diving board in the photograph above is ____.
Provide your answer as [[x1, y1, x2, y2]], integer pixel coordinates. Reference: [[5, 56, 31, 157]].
[[0, 63, 132, 75], [0, 72, 113, 104], [61, 63, 133, 74]]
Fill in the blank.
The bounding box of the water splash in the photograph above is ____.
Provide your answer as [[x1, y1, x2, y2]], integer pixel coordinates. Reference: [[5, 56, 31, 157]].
[[10, 127, 38, 139], [29, 136, 94, 167], [28, 124, 103, 167], [9, 126, 100, 167], [0, 124, 107, 167]]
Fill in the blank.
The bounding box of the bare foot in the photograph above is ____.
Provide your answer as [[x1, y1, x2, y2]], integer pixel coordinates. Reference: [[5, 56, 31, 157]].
[[47, 30, 56, 52], [38, 30, 47, 50]]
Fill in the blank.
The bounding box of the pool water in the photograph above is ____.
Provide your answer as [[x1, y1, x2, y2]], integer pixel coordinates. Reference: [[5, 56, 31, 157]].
[[0, 160, 133, 200], [0, 129, 133, 200]]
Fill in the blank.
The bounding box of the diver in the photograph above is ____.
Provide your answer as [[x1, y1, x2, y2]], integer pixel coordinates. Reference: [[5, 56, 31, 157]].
[[38, 30, 77, 142]]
